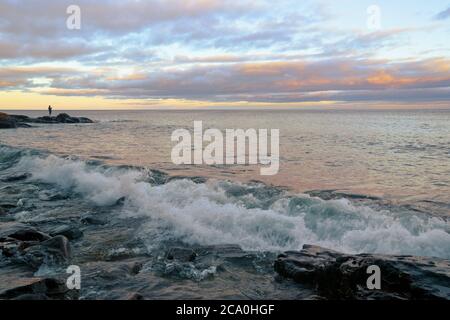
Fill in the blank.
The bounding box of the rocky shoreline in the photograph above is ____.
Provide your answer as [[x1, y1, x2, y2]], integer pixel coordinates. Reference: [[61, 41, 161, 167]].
[[0, 112, 94, 129], [1, 210, 449, 300]]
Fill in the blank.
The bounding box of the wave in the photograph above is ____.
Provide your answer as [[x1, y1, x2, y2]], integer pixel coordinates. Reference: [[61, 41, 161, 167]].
[[2, 144, 450, 259]]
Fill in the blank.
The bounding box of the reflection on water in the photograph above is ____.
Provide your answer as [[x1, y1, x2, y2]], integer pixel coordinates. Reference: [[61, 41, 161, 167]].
[[1, 109, 450, 214]]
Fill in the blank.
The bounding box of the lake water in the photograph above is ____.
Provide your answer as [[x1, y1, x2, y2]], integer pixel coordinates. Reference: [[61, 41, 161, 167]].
[[2, 109, 450, 215], [1, 109, 450, 299]]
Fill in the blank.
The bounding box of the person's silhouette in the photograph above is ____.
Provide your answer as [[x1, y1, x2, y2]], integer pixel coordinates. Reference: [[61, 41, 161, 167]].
[[48, 105, 53, 116]]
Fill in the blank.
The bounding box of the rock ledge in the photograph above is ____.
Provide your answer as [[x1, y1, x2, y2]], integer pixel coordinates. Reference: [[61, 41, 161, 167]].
[[274, 245, 450, 300]]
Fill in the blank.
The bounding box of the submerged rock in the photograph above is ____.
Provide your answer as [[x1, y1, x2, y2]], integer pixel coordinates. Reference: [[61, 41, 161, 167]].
[[274, 245, 450, 300]]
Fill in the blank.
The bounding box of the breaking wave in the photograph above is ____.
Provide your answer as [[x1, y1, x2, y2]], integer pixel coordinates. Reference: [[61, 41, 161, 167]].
[[2, 144, 450, 259]]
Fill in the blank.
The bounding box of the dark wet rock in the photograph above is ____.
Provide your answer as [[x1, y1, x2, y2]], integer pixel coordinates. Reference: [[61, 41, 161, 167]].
[[0, 276, 75, 300], [48, 225, 83, 240], [0, 203, 17, 211], [146, 169, 169, 185], [13, 293, 49, 300], [125, 292, 145, 300], [0, 238, 23, 257], [274, 245, 450, 300], [40, 236, 72, 259], [167, 247, 197, 262], [0, 112, 17, 129], [80, 215, 106, 225], [194, 244, 244, 257], [6, 112, 94, 126], [0, 121, 16, 129], [38, 191, 69, 201], [0, 204, 17, 218], [115, 197, 126, 206], [0, 222, 51, 242], [6, 114, 30, 122], [167, 175, 208, 184], [8, 229, 51, 242], [305, 190, 381, 201], [22, 235, 72, 268], [1, 173, 31, 182], [81, 259, 145, 282], [0, 113, 32, 129]]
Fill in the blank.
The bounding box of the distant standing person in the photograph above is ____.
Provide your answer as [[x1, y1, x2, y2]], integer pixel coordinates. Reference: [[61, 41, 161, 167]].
[[48, 105, 53, 116]]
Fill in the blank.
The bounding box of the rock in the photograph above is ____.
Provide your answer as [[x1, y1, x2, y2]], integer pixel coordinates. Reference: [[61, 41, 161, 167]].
[[48, 225, 83, 240], [80, 260, 144, 282], [0, 222, 51, 242], [0, 203, 17, 211], [274, 245, 450, 300], [55, 113, 79, 123], [0, 113, 32, 128], [7, 229, 51, 242], [167, 176, 208, 184], [7, 114, 31, 122], [0, 112, 17, 129], [5, 112, 94, 126], [0, 276, 72, 300], [39, 236, 72, 259], [38, 191, 68, 201], [0, 238, 23, 257], [1, 173, 31, 182], [125, 293, 144, 300], [35, 116, 57, 123], [80, 215, 106, 225], [22, 235, 72, 268], [13, 293, 49, 300], [166, 247, 197, 262], [194, 244, 244, 257]]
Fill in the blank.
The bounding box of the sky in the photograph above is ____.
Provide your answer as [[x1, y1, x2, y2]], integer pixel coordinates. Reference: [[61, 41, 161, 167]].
[[0, 0, 449, 110]]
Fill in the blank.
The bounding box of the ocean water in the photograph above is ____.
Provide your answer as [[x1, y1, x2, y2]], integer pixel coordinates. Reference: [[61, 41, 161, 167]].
[[1, 109, 450, 299]]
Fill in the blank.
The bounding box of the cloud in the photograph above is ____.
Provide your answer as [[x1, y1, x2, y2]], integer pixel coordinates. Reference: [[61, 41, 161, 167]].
[[435, 7, 450, 20], [0, 40, 103, 60], [19, 57, 446, 104], [0, 1, 449, 107]]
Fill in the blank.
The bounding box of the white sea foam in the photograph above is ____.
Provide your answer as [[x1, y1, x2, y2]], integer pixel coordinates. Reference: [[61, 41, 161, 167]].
[[16, 153, 450, 259]]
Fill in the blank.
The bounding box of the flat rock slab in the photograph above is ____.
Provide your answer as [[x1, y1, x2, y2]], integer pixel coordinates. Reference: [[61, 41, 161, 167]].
[[275, 245, 450, 300], [0, 275, 72, 299]]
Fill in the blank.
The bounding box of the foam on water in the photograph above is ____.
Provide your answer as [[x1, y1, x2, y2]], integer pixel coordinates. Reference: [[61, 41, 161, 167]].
[[8, 147, 450, 259]]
